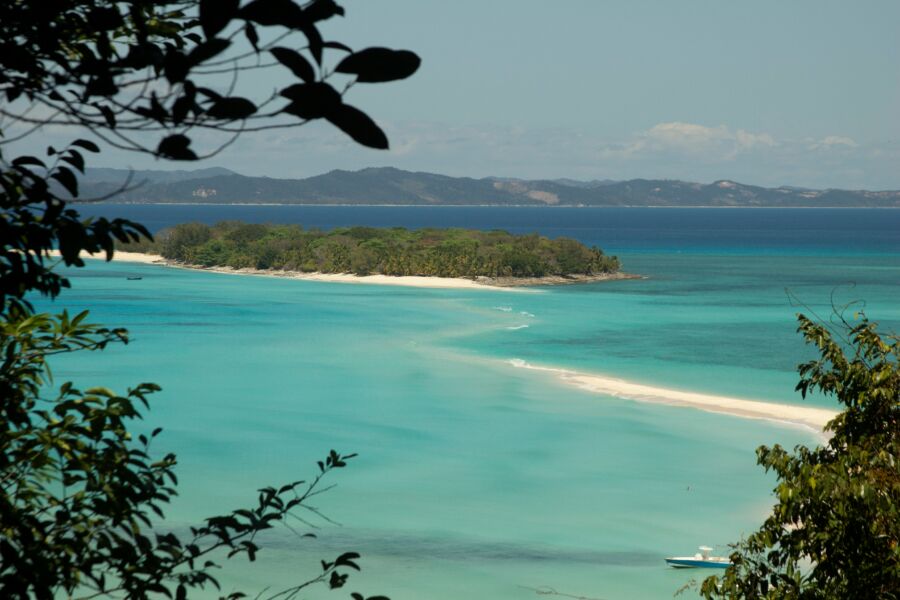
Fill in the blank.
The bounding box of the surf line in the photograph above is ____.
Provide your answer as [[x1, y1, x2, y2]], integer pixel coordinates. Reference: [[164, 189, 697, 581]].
[[506, 359, 837, 433]]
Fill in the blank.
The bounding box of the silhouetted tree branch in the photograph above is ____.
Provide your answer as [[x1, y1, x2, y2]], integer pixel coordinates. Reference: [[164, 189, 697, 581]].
[[1, 1, 419, 598]]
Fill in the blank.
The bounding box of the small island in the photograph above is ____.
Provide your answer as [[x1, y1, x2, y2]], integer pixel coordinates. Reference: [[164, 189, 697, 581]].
[[122, 222, 634, 287]]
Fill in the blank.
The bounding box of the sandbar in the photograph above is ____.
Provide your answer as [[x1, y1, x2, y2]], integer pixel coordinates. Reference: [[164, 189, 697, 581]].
[[508, 359, 837, 433]]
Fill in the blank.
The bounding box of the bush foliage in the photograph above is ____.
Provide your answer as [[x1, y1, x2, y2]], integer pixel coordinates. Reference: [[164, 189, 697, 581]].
[[700, 313, 899, 599]]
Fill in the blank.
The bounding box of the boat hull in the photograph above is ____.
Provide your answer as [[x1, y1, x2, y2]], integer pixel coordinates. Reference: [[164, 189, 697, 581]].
[[665, 558, 731, 569]]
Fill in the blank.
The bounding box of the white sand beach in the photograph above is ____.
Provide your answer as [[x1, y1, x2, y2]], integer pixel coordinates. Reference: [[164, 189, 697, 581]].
[[48, 249, 530, 291], [201, 266, 531, 291], [508, 359, 838, 432], [98, 250, 166, 264], [47, 249, 166, 265]]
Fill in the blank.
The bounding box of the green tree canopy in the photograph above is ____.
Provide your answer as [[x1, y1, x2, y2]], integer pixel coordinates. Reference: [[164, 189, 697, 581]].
[[127, 221, 621, 279], [700, 312, 899, 599]]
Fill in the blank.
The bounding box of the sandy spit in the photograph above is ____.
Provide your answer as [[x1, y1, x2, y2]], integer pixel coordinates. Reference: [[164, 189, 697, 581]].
[[508, 359, 837, 433]]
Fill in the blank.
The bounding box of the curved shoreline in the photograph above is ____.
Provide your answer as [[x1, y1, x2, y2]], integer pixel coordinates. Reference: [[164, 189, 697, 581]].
[[507, 359, 837, 433], [54, 250, 638, 291]]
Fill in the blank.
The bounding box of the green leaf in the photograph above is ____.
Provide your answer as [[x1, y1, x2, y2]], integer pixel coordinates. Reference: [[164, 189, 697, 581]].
[[300, 23, 324, 64], [189, 38, 231, 66], [270, 47, 315, 83], [328, 571, 348, 589], [200, 0, 239, 38], [98, 105, 117, 128], [280, 83, 342, 120], [13, 156, 46, 168], [163, 52, 190, 84], [172, 95, 193, 124], [61, 149, 85, 173], [207, 97, 257, 120], [157, 135, 198, 161], [323, 41, 352, 53], [51, 166, 79, 197], [304, 0, 345, 22], [84, 387, 116, 397], [240, 0, 307, 27], [335, 48, 420, 83], [245, 23, 260, 52], [326, 104, 388, 150]]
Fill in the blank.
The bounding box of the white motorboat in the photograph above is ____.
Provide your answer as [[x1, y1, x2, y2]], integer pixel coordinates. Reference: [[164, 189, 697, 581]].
[[665, 546, 731, 569]]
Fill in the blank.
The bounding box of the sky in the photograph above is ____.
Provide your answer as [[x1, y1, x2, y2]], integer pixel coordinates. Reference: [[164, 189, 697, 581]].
[[14, 0, 900, 188]]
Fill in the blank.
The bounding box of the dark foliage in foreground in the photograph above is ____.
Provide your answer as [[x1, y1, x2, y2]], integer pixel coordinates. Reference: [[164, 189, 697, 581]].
[[2, 0, 417, 598], [126, 221, 621, 278]]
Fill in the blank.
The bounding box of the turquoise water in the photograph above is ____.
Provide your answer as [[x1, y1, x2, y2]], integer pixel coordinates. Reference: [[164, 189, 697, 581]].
[[44, 208, 898, 599]]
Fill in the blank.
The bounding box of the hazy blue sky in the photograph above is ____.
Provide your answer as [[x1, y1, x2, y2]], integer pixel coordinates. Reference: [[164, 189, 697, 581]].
[[36, 1, 900, 187]]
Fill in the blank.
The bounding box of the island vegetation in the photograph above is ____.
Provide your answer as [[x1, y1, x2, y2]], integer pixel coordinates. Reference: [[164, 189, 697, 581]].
[[123, 222, 623, 281]]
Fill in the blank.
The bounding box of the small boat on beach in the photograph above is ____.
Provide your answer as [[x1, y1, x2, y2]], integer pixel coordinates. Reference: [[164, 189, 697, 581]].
[[665, 546, 731, 569]]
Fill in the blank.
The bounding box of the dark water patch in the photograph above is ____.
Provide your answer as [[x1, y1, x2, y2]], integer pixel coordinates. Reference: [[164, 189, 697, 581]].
[[645, 298, 791, 309], [502, 324, 811, 373], [55, 293, 165, 303], [163, 524, 661, 566], [63, 269, 151, 279]]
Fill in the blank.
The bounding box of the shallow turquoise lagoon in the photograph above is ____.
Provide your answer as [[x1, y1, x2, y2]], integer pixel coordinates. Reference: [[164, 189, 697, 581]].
[[46, 247, 898, 599]]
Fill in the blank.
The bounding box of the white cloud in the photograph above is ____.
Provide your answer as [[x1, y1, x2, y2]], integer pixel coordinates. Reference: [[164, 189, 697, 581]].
[[808, 135, 859, 151], [10, 112, 894, 189], [605, 121, 776, 161]]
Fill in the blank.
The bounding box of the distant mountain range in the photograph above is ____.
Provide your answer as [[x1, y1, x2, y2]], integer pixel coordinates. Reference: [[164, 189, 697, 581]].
[[75, 167, 900, 207]]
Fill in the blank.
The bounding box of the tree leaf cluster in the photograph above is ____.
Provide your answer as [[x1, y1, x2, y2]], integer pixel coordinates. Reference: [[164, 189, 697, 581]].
[[0, 304, 380, 598], [125, 221, 621, 278], [0, 0, 420, 158], [700, 313, 899, 599], [1, 138, 150, 310]]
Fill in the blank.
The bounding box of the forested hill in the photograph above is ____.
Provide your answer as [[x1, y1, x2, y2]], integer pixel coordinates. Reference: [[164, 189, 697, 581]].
[[78, 167, 900, 207], [124, 222, 621, 281]]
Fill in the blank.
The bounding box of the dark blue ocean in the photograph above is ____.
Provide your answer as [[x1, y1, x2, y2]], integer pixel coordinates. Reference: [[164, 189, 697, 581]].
[[75, 205, 900, 255]]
